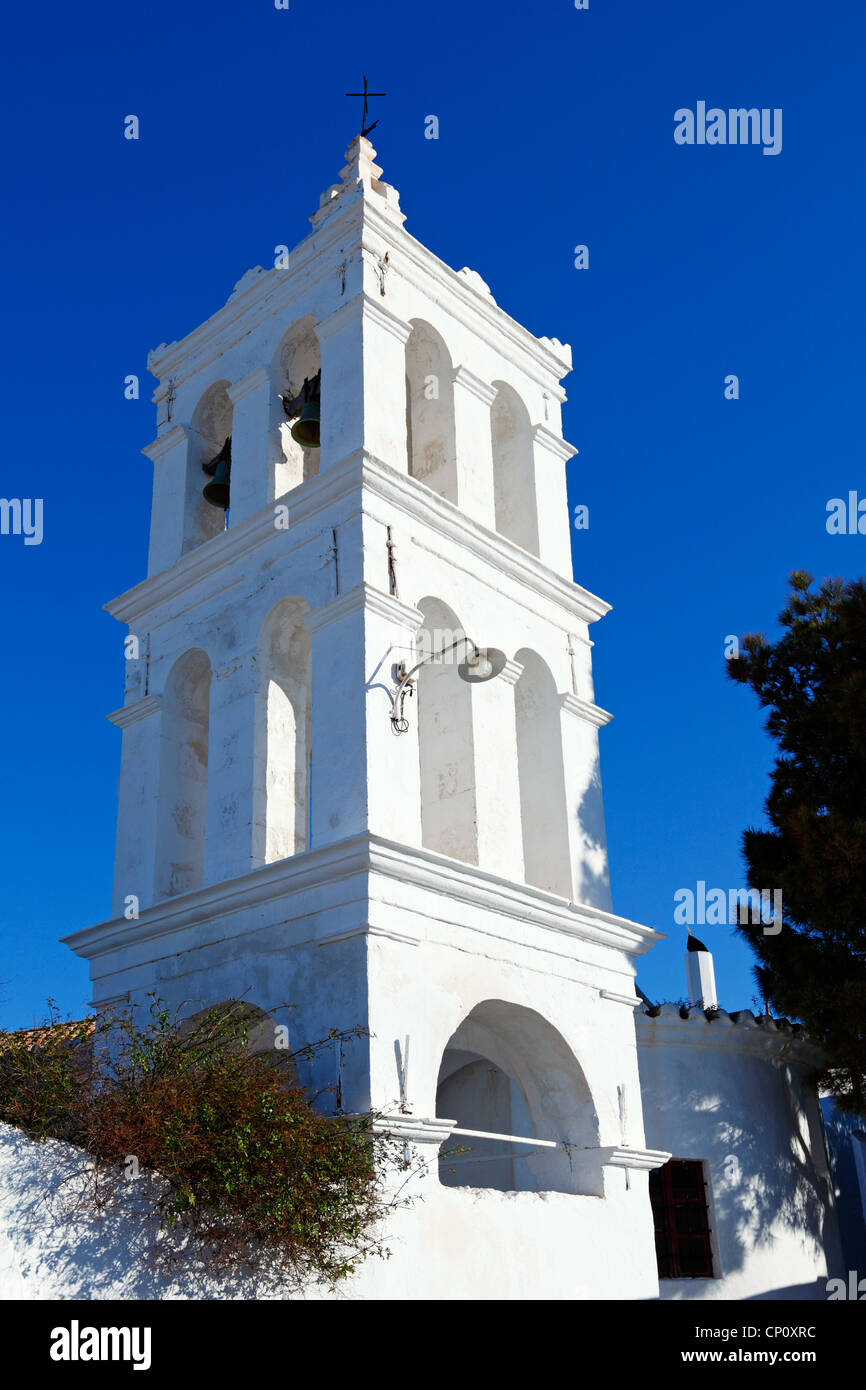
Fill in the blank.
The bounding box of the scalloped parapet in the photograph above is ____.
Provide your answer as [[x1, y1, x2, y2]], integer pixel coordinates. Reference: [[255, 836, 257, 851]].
[[457, 267, 496, 303]]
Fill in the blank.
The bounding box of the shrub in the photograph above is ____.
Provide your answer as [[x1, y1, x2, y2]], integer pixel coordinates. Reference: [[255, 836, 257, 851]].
[[0, 998, 409, 1289]]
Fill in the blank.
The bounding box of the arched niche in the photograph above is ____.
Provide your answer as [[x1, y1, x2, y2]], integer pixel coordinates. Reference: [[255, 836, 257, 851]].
[[272, 318, 322, 496], [436, 999, 600, 1194], [187, 382, 233, 549], [154, 648, 211, 901], [491, 382, 539, 555], [405, 320, 458, 504], [514, 649, 572, 898], [415, 597, 478, 866], [252, 597, 312, 866], [178, 999, 300, 1085]]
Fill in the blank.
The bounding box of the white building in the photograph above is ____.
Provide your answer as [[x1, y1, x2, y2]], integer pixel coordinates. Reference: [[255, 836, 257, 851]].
[[55, 138, 842, 1301]]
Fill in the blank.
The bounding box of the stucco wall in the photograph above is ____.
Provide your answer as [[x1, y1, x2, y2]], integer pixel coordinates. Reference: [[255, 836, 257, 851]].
[[0, 1122, 656, 1301], [636, 1008, 843, 1300]]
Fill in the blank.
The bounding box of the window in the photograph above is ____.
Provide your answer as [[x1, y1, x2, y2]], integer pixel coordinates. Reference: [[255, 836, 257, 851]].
[[649, 1159, 715, 1278]]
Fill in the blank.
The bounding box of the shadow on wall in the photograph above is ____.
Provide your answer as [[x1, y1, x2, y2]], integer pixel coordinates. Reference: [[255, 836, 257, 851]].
[[820, 1098, 866, 1275], [642, 1033, 841, 1289], [0, 1123, 287, 1299], [574, 764, 611, 911]]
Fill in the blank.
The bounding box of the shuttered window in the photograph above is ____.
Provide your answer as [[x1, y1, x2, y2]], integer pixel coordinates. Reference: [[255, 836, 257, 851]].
[[649, 1158, 715, 1278]]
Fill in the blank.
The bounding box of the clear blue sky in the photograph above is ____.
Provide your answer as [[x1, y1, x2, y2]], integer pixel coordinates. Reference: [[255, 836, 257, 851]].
[[1, 0, 863, 1029]]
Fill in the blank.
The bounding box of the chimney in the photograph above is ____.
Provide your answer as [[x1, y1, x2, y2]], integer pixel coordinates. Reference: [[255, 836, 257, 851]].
[[685, 928, 718, 1010]]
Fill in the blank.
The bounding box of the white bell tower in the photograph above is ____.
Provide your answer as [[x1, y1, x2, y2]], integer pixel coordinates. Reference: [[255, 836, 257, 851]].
[[64, 137, 669, 1299]]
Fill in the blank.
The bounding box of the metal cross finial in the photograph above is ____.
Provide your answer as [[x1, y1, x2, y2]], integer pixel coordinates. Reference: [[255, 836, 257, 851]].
[[345, 75, 386, 138]]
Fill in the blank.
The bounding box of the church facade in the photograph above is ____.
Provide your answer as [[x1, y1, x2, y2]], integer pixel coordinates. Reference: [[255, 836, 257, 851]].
[[59, 139, 845, 1301]]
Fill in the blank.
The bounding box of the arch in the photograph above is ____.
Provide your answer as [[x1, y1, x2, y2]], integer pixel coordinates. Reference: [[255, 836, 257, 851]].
[[514, 648, 572, 898], [405, 320, 458, 504], [252, 597, 312, 865], [187, 381, 233, 549], [272, 318, 321, 496], [178, 999, 300, 1084], [416, 597, 478, 865], [154, 648, 211, 901], [491, 382, 538, 555], [436, 999, 600, 1194]]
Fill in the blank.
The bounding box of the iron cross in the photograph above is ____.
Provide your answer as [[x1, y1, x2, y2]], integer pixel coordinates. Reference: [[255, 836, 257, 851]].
[[346, 76, 386, 138]]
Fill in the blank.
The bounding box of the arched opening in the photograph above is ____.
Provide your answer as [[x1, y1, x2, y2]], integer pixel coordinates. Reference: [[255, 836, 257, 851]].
[[252, 597, 312, 865], [491, 382, 538, 555], [514, 649, 572, 898], [155, 648, 211, 901], [416, 597, 478, 865], [188, 382, 233, 549], [405, 321, 458, 504], [178, 1000, 300, 1085], [436, 999, 600, 1194], [273, 319, 322, 497]]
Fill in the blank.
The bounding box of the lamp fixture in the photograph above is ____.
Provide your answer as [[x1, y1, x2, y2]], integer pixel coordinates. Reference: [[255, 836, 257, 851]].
[[390, 637, 506, 735]]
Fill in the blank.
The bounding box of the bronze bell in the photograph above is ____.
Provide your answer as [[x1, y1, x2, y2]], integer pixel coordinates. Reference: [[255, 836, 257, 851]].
[[202, 436, 231, 509], [282, 373, 321, 449]]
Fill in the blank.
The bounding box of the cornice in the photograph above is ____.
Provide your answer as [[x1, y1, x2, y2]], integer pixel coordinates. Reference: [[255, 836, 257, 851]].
[[498, 659, 524, 688], [62, 834, 374, 961], [106, 695, 161, 729], [371, 1115, 455, 1147], [142, 425, 189, 463], [104, 505, 281, 626], [364, 204, 574, 393], [366, 836, 662, 957], [636, 1009, 824, 1066], [105, 449, 611, 631], [304, 584, 423, 634], [147, 190, 573, 400], [600, 1145, 671, 1171], [146, 212, 364, 387], [452, 365, 499, 406], [600, 989, 642, 1007], [360, 453, 611, 627], [227, 365, 271, 404], [62, 833, 662, 965], [560, 692, 614, 728], [531, 424, 579, 463]]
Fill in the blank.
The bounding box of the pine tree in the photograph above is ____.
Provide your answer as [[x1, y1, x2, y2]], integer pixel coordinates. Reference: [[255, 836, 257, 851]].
[[727, 571, 866, 1111]]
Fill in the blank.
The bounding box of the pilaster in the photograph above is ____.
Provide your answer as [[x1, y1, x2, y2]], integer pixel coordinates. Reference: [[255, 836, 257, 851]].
[[226, 367, 273, 524], [531, 424, 578, 579]]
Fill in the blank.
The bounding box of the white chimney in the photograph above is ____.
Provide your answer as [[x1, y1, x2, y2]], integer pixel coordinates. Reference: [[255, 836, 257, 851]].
[[685, 931, 718, 1010]]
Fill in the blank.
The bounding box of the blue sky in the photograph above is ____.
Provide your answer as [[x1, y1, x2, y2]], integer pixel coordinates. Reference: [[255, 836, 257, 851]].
[[1, 0, 863, 1028]]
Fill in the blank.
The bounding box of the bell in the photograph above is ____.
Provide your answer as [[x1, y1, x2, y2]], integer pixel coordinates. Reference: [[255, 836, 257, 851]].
[[202, 436, 231, 477], [202, 453, 231, 509], [201, 436, 231, 508], [290, 400, 320, 448], [289, 376, 321, 448]]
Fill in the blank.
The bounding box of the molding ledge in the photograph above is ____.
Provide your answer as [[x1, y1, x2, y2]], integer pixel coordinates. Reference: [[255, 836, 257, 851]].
[[227, 365, 271, 404], [62, 833, 663, 964], [372, 1116, 455, 1147], [560, 692, 614, 727], [106, 695, 161, 729], [304, 584, 423, 634], [600, 990, 643, 1008], [142, 426, 189, 463], [600, 1145, 671, 1171]]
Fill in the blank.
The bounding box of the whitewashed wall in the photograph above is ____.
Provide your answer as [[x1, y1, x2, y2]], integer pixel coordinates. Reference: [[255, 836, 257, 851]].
[[636, 1007, 843, 1301]]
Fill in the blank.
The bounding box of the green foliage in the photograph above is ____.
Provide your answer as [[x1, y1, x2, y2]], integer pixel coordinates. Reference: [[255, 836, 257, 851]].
[[0, 998, 409, 1287], [726, 571, 866, 1110]]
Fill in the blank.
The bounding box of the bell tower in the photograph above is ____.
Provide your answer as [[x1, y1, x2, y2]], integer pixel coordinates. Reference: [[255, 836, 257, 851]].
[[64, 137, 669, 1299]]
